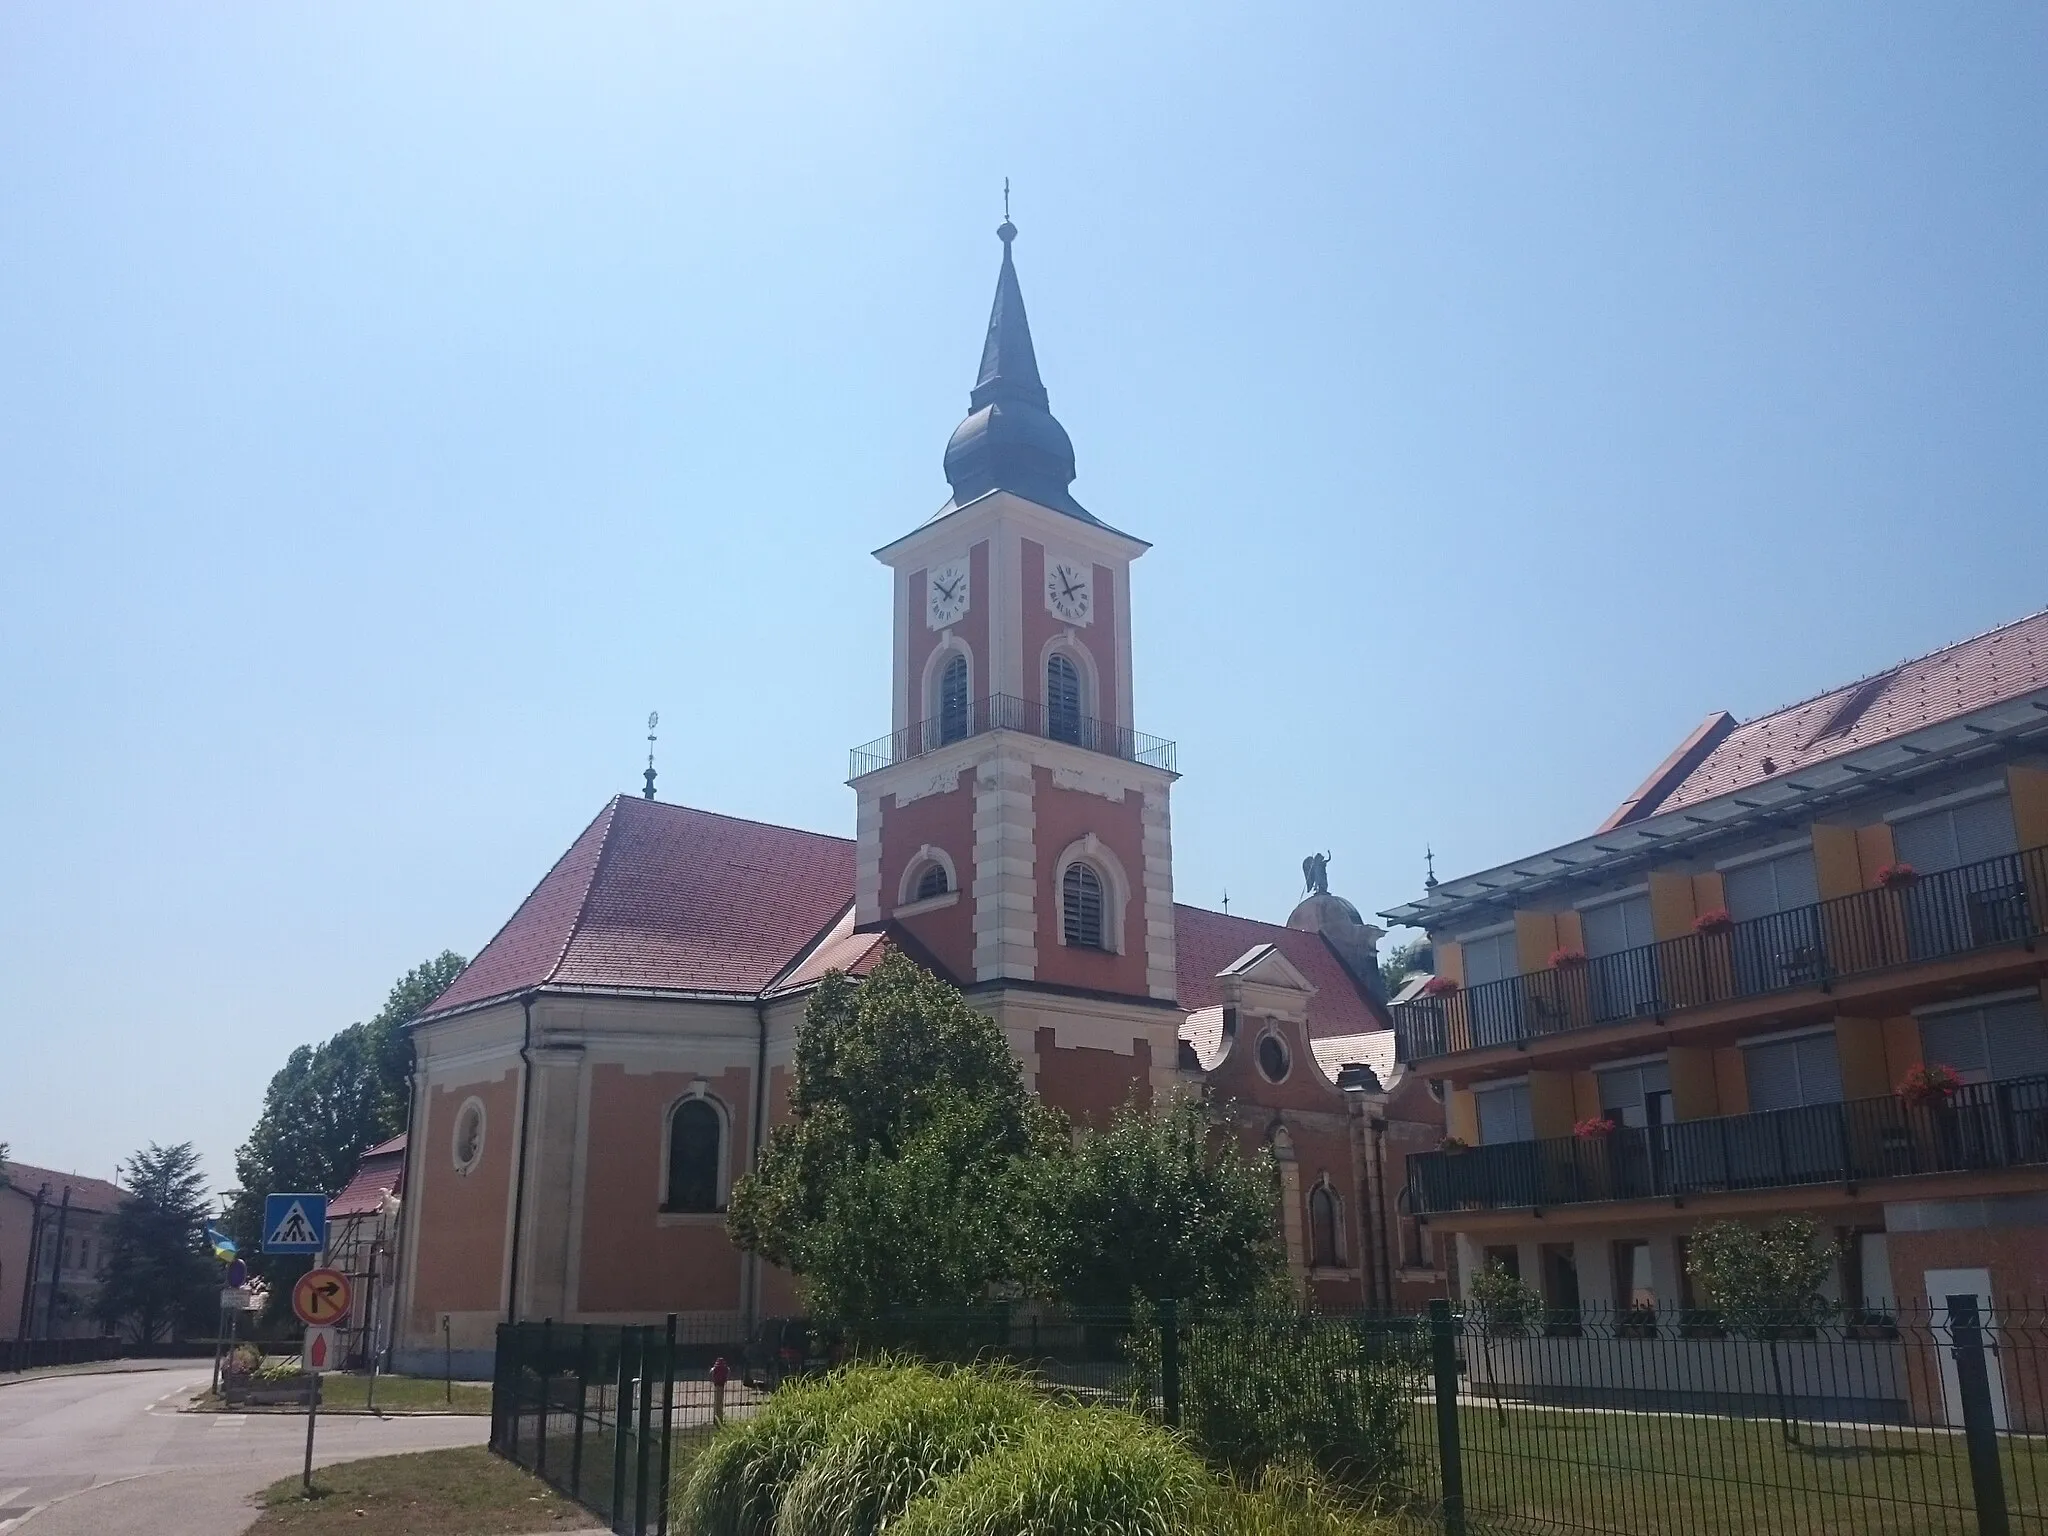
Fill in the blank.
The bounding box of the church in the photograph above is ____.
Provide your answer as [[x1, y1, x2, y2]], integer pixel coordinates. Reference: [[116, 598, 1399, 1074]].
[[389, 221, 1443, 1376]]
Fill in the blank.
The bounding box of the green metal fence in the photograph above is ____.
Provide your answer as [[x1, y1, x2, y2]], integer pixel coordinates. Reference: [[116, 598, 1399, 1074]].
[[493, 1295, 2044, 1535]]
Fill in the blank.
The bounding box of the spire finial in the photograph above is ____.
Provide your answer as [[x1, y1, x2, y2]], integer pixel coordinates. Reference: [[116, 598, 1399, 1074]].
[[998, 179, 1016, 248], [642, 711, 659, 801], [1424, 846, 1438, 889]]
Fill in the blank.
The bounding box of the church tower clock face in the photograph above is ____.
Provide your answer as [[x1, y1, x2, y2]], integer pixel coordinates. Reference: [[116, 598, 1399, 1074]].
[[926, 560, 970, 628], [1045, 559, 1092, 624]]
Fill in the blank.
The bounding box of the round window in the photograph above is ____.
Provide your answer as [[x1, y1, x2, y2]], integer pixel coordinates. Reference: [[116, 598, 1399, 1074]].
[[452, 1096, 486, 1174], [1257, 1033, 1290, 1083]]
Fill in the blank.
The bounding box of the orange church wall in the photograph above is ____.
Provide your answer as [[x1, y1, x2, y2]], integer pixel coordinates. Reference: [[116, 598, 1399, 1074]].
[[575, 1063, 753, 1316], [905, 542, 991, 728], [1020, 540, 1055, 706], [409, 1069, 520, 1330], [1034, 1030, 1150, 1128], [1090, 560, 1120, 727], [1030, 767, 1148, 996], [878, 779, 977, 979]]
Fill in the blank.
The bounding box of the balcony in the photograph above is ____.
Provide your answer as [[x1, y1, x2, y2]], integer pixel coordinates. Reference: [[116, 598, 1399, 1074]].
[[1410, 1071, 2048, 1215], [1394, 845, 2047, 1061], [849, 692, 1177, 779]]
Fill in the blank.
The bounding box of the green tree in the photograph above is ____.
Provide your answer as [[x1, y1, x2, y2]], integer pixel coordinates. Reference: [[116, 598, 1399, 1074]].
[[1685, 1216, 1839, 1443], [94, 1143, 216, 1343], [225, 952, 465, 1309], [1026, 1095, 1286, 1308], [727, 954, 1055, 1319]]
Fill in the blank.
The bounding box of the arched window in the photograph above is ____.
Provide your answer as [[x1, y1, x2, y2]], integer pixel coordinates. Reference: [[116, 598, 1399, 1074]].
[[1309, 1182, 1341, 1268], [665, 1099, 723, 1213], [1046, 653, 1083, 744], [915, 862, 950, 900], [938, 654, 969, 745], [1063, 862, 1105, 950]]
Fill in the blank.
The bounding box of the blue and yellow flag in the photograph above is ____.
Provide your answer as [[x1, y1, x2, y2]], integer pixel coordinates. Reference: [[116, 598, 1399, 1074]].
[[206, 1225, 238, 1262]]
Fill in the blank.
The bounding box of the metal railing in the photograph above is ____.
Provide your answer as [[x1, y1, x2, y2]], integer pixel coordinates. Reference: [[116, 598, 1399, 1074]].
[[1396, 845, 2048, 1061], [848, 691, 1177, 778], [1409, 1071, 2048, 1215]]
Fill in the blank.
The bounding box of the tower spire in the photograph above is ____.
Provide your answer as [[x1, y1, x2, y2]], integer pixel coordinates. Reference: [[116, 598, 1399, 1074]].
[[643, 712, 659, 801], [941, 213, 1094, 522]]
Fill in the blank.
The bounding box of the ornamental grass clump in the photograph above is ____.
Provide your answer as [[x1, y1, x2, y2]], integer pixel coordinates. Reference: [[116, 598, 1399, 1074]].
[[776, 1363, 1045, 1536], [889, 1405, 1209, 1536], [672, 1361, 918, 1536]]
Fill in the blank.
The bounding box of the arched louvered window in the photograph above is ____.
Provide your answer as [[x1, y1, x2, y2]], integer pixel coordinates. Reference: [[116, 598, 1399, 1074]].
[[1062, 862, 1106, 950], [664, 1099, 723, 1213], [1047, 652, 1083, 744], [915, 862, 950, 900], [1309, 1182, 1341, 1268], [938, 654, 969, 745]]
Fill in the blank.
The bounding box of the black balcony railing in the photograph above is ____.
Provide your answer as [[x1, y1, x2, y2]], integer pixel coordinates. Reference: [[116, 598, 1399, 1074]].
[[1394, 844, 2047, 1061], [848, 692, 1177, 778], [1410, 1071, 2048, 1215]]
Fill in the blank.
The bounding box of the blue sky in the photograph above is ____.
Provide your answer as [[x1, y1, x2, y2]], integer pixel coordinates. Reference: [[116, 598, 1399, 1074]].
[[3, 4, 2045, 1195]]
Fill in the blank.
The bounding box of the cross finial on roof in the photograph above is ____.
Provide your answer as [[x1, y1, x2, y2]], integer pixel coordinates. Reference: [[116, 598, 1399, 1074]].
[[643, 711, 659, 801], [1004, 177, 1010, 223], [1221, 888, 1230, 915], [1424, 846, 1438, 889]]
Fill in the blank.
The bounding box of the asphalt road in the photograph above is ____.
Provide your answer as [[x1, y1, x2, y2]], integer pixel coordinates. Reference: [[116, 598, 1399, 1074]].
[[0, 1362, 490, 1536]]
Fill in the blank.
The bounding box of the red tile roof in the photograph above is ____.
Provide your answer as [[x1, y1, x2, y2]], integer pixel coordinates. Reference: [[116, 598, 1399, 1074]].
[[766, 910, 892, 994], [1173, 904, 1387, 1037], [0, 1162, 125, 1213], [330, 1136, 406, 1217], [423, 796, 856, 1018], [1629, 606, 2048, 821]]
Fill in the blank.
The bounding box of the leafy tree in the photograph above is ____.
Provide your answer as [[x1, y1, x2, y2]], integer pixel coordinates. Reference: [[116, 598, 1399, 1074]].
[[727, 954, 1056, 1319], [225, 952, 465, 1311], [1026, 1094, 1286, 1308], [1685, 1217, 1839, 1442], [1684, 1217, 1837, 1333], [1464, 1258, 1542, 1336], [94, 1143, 216, 1343]]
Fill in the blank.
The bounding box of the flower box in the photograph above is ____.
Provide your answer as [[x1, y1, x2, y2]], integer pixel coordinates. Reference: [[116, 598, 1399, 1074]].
[[1877, 862, 1919, 889], [1420, 975, 1462, 997], [1899, 1062, 1962, 1109], [1693, 908, 1734, 936], [1548, 947, 1590, 970], [1439, 1135, 1471, 1153], [1573, 1115, 1618, 1139]]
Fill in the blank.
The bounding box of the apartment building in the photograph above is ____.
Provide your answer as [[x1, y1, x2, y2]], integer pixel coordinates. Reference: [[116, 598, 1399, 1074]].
[[1384, 608, 2048, 1320]]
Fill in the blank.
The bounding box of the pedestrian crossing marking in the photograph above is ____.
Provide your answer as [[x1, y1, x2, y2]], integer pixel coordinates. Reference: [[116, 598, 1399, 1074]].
[[266, 1200, 320, 1249]]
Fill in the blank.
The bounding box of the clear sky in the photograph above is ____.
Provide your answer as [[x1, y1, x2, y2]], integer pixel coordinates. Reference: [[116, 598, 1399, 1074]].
[[3, 4, 2045, 1197]]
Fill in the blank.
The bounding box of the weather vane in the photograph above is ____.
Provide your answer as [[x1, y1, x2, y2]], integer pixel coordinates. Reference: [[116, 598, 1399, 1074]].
[[1003, 177, 1010, 221], [643, 711, 659, 801]]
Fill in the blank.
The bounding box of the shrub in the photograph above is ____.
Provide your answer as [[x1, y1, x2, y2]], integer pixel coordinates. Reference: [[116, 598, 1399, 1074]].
[[777, 1364, 1044, 1536], [671, 1362, 917, 1536], [1205, 1460, 1402, 1536], [890, 1405, 1208, 1536], [1133, 1311, 1419, 1496]]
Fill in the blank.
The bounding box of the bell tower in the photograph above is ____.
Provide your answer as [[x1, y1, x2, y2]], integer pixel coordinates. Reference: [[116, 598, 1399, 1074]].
[[849, 219, 1181, 1118]]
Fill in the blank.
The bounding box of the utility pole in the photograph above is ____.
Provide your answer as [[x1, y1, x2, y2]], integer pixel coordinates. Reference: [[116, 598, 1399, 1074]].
[[42, 1187, 73, 1341]]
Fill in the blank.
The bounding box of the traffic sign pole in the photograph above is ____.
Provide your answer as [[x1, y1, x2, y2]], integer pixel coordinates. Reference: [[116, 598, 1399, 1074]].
[[303, 1358, 319, 1493]]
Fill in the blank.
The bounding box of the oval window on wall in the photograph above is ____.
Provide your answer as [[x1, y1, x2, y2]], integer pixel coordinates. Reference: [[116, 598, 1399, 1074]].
[[452, 1096, 486, 1175], [1257, 1033, 1291, 1083]]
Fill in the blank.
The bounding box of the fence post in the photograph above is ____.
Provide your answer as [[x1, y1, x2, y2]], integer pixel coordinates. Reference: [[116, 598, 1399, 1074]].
[[635, 1326, 657, 1536], [611, 1329, 635, 1536], [657, 1315, 677, 1536], [1158, 1299, 1181, 1428], [489, 1324, 508, 1453], [571, 1324, 589, 1503], [537, 1320, 552, 1480], [1949, 1294, 2010, 1536], [1429, 1299, 1466, 1536]]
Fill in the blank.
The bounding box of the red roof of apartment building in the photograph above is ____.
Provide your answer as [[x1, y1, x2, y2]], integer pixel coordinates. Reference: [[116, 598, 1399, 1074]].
[[423, 796, 858, 1018], [0, 1162, 125, 1213], [1612, 605, 2048, 825]]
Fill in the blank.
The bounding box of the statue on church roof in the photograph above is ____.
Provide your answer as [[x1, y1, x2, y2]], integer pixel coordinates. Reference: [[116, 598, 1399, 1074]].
[[1302, 850, 1331, 897]]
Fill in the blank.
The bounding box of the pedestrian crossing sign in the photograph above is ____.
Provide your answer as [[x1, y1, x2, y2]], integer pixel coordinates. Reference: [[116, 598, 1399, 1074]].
[[263, 1193, 328, 1254]]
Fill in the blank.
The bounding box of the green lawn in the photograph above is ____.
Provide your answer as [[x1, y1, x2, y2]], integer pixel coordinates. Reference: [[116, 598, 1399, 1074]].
[[316, 1372, 491, 1414], [249, 1446, 593, 1535], [1436, 1401, 2048, 1536]]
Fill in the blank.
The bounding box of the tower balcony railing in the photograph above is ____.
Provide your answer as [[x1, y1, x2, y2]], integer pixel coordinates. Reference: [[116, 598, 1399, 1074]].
[[849, 692, 1177, 779], [1408, 1071, 2048, 1215], [1394, 845, 2048, 1062]]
